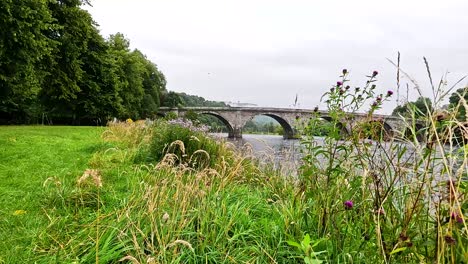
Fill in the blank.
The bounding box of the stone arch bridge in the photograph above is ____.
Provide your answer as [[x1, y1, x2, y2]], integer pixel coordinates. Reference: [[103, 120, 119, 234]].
[[158, 107, 410, 139]]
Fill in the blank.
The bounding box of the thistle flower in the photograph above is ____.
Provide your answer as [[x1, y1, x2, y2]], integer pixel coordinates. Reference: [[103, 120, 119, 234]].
[[372, 70, 378, 77], [345, 85, 350, 90], [451, 212, 464, 224], [342, 69, 348, 75], [344, 200, 353, 209], [337, 81, 343, 87], [386, 90, 394, 96], [444, 235, 456, 245]]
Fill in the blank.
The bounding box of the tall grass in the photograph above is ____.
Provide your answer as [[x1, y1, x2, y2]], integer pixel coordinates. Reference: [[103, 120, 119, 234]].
[[34, 120, 305, 263], [5, 68, 466, 263], [298, 68, 467, 263]]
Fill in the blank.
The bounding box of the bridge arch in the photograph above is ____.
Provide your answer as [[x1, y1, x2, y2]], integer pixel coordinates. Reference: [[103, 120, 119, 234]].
[[364, 119, 394, 141], [198, 111, 236, 138], [243, 113, 296, 139], [403, 123, 426, 142], [317, 116, 350, 138]]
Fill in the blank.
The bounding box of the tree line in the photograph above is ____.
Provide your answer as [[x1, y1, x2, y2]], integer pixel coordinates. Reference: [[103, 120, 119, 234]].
[[391, 89, 468, 120], [1, 0, 166, 125]]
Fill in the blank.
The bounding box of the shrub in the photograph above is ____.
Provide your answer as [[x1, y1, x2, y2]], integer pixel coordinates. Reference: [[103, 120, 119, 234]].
[[148, 119, 227, 169]]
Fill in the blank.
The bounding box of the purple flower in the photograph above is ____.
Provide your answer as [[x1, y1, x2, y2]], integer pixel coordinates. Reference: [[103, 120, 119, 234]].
[[387, 90, 394, 96], [345, 85, 350, 90], [339, 89, 345, 95], [342, 69, 348, 75], [344, 200, 354, 209], [451, 212, 464, 224], [372, 70, 378, 77], [444, 235, 456, 245], [376, 96, 382, 102], [337, 81, 343, 87]]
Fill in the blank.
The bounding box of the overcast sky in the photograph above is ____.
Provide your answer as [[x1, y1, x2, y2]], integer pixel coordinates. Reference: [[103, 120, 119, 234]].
[[85, 0, 468, 114]]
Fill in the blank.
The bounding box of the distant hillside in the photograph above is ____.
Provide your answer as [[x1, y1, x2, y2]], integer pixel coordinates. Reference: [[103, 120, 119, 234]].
[[161, 91, 227, 108], [178, 93, 227, 107]]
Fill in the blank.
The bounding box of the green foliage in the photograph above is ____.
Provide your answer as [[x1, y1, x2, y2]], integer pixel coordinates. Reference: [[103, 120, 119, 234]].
[[0, 0, 55, 123], [244, 119, 284, 135], [164, 111, 178, 121], [159, 92, 230, 132], [161, 91, 184, 107], [177, 92, 227, 107], [287, 234, 327, 264], [392, 96, 433, 118], [147, 120, 226, 168], [1, 3, 166, 124], [449, 87, 468, 120], [0, 125, 299, 262], [2, 70, 467, 262], [184, 110, 199, 123], [300, 70, 467, 262]]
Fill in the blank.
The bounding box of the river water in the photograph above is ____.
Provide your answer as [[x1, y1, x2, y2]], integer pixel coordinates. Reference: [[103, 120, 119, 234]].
[[210, 133, 464, 180], [211, 133, 303, 174]]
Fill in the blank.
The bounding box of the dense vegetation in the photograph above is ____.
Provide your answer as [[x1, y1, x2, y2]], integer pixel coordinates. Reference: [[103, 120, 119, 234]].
[[1, 71, 466, 263], [0, 0, 166, 125], [392, 97, 433, 118]]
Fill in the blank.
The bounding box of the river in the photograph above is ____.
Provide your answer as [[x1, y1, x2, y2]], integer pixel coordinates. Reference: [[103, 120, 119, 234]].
[[210, 133, 464, 179], [211, 133, 303, 174]]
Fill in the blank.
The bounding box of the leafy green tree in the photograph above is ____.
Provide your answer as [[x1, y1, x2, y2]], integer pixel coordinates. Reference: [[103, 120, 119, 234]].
[[40, 0, 107, 123], [449, 87, 468, 120], [139, 50, 166, 117], [107, 33, 145, 119], [0, 0, 55, 122], [177, 92, 227, 107], [392, 97, 433, 118], [161, 91, 183, 107], [108, 34, 166, 119], [75, 31, 123, 123], [244, 120, 258, 133], [1, 1, 166, 124], [184, 110, 199, 123]]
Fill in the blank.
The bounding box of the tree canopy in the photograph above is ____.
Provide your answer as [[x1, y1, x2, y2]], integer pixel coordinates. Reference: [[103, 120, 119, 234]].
[[0, 0, 166, 124], [392, 97, 433, 118], [449, 87, 468, 120]]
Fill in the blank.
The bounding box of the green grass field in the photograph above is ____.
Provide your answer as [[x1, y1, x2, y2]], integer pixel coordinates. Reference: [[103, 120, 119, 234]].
[[0, 126, 104, 262]]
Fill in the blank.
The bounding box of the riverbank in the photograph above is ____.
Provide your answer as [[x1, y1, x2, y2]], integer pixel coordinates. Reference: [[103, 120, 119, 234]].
[[0, 123, 466, 263]]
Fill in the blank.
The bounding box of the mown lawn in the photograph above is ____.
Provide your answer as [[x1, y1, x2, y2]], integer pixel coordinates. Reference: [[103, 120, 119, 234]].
[[0, 126, 104, 262]]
